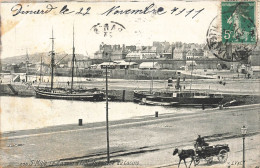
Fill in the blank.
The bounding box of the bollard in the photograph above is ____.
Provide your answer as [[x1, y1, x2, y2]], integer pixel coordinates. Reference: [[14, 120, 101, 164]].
[[122, 90, 125, 102], [155, 111, 158, 117], [79, 119, 83, 126]]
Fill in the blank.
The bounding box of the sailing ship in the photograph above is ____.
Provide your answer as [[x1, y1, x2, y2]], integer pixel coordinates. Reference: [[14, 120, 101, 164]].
[[33, 28, 104, 101], [134, 65, 223, 107]]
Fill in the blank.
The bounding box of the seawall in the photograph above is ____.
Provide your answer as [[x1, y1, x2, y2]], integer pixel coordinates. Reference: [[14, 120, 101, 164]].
[[0, 83, 134, 101], [1, 83, 260, 105]]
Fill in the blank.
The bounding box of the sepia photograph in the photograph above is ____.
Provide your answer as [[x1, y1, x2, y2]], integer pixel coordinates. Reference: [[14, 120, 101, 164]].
[[0, 0, 259, 167]]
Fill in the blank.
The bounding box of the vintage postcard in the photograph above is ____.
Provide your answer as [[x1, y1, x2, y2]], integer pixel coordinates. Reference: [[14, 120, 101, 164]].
[[0, 0, 259, 167]]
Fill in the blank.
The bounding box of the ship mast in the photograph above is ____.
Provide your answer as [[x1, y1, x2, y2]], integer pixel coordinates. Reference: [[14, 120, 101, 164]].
[[40, 56, 43, 83], [50, 28, 55, 91], [150, 57, 154, 94], [189, 53, 194, 93], [71, 25, 75, 93], [25, 49, 29, 82]]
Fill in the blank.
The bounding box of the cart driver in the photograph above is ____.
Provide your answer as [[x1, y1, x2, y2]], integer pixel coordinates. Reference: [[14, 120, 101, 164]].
[[195, 135, 209, 150]]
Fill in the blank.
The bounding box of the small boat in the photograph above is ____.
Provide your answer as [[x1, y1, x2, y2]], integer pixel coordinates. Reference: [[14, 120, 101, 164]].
[[33, 27, 104, 101]]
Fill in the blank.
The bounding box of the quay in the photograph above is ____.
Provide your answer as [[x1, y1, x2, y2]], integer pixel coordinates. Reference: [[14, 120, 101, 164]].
[[1, 104, 259, 167], [1, 78, 260, 104]]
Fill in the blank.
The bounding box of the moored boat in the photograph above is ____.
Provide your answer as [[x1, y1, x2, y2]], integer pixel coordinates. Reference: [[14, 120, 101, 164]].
[[33, 27, 104, 101], [34, 88, 104, 101], [134, 72, 223, 107], [142, 95, 179, 106], [138, 90, 223, 106], [133, 90, 152, 103]]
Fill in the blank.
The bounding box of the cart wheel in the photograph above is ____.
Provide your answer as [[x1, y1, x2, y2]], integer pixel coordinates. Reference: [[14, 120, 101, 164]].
[[194, 157, 200, 166], [205, 156, 213, 164], [218, 149, 228, 163]]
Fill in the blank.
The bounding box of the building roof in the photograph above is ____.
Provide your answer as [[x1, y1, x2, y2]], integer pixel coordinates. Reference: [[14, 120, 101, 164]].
[[126, 52, 142, 57], [100, 62, 116, 66], [118, 62, 137, 66], [139, 62, 159, 69], [251, 66, 260, 71]]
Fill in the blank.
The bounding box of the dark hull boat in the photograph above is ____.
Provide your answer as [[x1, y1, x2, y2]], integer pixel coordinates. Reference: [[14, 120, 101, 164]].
[[34, 88, 104, 101], [133, 90, 152, 103], [136, 90, 223, 107], [33, 27, 104, 102], [134, 71, 223, 107], [143, 96, 179, 106]]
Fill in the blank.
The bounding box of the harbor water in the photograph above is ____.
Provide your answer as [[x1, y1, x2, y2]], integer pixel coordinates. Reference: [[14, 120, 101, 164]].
[[0, 96, 199, 133]]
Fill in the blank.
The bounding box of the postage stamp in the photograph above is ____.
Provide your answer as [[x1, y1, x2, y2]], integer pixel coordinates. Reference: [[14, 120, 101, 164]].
[[207, 14, 258, 62], [221, 1, 256, 44], [207, 1, 258, 62]]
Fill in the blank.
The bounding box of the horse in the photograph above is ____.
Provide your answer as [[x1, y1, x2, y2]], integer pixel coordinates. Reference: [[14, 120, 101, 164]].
[[173, 148, 196, 168]]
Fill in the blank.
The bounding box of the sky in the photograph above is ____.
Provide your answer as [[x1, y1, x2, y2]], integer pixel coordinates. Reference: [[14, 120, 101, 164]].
[[1, 1, 220, 59]]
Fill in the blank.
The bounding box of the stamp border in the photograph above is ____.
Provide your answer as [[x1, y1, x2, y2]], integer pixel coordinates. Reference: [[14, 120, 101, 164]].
[[220, 0, 258, 44]]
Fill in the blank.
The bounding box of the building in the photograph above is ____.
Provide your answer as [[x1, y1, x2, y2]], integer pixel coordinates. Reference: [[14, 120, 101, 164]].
[[113, 60, 138, 69], [153, 41, 171, 55], [251, 66, 260, 78], [99, 62, 116, 69], [125, 52, 143, 60], [110, 50, 128, 60], [248, 45, 260, 77], [125, 45, 137, 52], [68, 59, 93, 69], [173, 46, 187, 60], [186, 48, 204, 60], [94, 43, 128, 60], [141, 46, 158, 59], [98, 60, 138, 69], [139, 62, 160, 69], [249, 45, 260, 66], [94, 44, 113, 59]]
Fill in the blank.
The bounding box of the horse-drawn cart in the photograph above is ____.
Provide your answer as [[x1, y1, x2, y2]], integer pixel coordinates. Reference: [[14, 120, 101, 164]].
[[194, 144, 230, 165]]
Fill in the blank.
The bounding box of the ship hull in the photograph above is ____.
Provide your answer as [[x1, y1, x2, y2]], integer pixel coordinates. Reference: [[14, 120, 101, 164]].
[[135, 91, 223, 106], [133, 90, 152, 103], [35, 89, 104, 101]]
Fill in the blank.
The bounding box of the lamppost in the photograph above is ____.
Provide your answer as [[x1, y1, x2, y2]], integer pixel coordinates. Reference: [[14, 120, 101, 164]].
[[105, 65, 110, 163], [241, 125, 247, 168]]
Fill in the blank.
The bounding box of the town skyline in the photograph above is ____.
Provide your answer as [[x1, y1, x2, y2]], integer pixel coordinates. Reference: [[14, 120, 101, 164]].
[[1, 41, 208, 60]]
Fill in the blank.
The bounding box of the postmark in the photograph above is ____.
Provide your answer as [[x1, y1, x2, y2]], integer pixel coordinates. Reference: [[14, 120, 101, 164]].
[[207, 1, 258, 62], [222, 1, 256, 44], [206, 15, 258, 62], [90, 21, 126, 38]]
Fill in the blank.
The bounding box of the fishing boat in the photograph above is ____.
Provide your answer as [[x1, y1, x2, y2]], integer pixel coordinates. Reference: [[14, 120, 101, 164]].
[[33, 27, 104, 101]]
